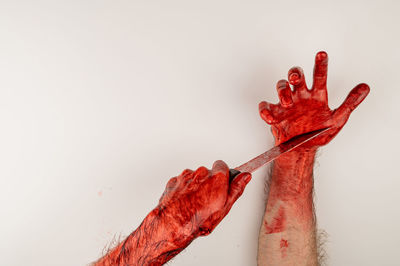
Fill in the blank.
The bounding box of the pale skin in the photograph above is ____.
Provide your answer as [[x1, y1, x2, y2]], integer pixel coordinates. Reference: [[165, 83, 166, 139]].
[[258, 151, 319, 265], [257, 51, 369, 265], [93, 52, 369, 265]]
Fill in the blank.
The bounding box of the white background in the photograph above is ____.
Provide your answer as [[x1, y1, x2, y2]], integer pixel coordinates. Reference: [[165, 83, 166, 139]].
[[0, 0, 399, 265]]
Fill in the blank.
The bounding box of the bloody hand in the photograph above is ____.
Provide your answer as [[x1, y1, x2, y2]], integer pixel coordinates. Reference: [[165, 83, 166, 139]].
[[257, 52, 369, 264], [94, 161, 251, 266], [159, 160, 251, 237], [259, 51, 370, 147]]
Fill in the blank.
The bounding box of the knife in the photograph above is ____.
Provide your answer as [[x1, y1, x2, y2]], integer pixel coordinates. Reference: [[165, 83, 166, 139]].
[[229, 127, 331, 182]]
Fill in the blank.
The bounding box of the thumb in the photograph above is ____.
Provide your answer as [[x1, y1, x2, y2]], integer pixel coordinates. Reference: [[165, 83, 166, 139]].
[[225, 172, 252, 208], [334, 83, 370, 120]]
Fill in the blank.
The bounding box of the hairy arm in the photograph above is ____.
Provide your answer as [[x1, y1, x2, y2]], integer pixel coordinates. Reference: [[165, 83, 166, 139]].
[[93, 161, 251, 266], [257, 51, 369, 265], [92, 207, 194, 266], [258, 149, 318, 265]]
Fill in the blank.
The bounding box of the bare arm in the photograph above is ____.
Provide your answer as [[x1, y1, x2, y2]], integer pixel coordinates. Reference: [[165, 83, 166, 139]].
[[257, 51, 369, 265], [93, 161, 251, 266], [258, 149, 318, 265]]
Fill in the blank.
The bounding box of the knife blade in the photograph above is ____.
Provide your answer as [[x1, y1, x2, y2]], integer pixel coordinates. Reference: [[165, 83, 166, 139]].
[[229, 127, 331, 181]]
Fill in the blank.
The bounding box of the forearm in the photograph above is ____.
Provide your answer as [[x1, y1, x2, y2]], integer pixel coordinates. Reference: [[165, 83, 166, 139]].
[[93, 207, 195, 266], [258, 149, 318, 266], [93, 161, 251, 266], [256, 51, 369, 265]]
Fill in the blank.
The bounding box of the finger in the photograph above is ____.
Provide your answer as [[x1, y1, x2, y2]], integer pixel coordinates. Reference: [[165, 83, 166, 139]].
[[335, 83, 370, 114], [160, 176, 179, 203], [259, 101, 279, 124], [179, 169, 194, 185], [187, 167, 207, 190], [166, 177, 178, 189], [193, 166, 209, 183], [312, 51, 328, 91], [211, 160, 229, 181], [180, 169, 193, 177], [225, 172, 251, 208], [288, 67, 307, 92], [334, 83, 370, 123], [276, 80, 293, 107]]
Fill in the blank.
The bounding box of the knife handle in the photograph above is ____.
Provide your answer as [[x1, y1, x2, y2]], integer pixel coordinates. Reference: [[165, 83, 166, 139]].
[[229, 168, 241, 183]]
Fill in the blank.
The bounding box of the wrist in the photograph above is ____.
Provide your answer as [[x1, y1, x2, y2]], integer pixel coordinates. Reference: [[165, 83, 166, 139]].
[[154, 205, 197, 248], [96, 207, 195, 266], [130, 207, 195, 265], [274, 147, 317, 170], [270, 148, 317, 199]]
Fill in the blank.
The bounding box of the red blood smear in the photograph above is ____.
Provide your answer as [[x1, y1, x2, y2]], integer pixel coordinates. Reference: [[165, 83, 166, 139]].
[[280, 239, 289, 248], [259, 51, 369, 237], [94, 161, 251, 265], [258, 51, 369, 148], [264, 206, 286, 234], [94, 51, 370, 265], [280, 239, 289, 258]]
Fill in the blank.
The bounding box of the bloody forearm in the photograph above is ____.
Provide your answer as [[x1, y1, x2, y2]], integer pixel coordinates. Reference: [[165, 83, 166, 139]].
[[93, 161, 251, 266], [257, 51, 369, 265], [258, 149, 318, 266], [93, 207, 195, 266]]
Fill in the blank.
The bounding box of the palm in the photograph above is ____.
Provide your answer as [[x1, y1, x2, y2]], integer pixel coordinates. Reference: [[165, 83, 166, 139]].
[[259, 51, 370, 147]]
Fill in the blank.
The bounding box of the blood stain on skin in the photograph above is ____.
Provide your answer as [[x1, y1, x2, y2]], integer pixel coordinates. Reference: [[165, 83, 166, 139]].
[[94, 161, 252, 266], [259, 51, 369, 261], [264, 206, 286, 234], [280, 239, 289, 258], [259, 51, 370, 148], [280, 239, 289, 248]]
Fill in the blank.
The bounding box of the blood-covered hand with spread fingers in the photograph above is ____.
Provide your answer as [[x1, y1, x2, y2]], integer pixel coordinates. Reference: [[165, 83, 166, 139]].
[[259, 51, 370, 148], [257, 52, 369, 266], [93, 161, 251, 266]]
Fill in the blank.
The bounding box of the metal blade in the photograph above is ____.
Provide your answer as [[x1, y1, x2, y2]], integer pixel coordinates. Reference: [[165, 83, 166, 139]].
[[234, 127, 331, 173]]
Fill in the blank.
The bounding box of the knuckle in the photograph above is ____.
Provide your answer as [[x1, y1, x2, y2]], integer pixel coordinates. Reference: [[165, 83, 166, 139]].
[[194, 166, 209, 179]]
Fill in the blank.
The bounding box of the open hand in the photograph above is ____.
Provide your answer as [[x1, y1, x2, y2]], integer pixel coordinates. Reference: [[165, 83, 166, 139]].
[[259, 51, 370, 147]]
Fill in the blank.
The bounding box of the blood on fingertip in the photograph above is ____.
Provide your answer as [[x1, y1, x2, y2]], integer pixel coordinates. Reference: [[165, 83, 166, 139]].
[[316, 51, 328, 61], [289, 73, 300, 85]]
